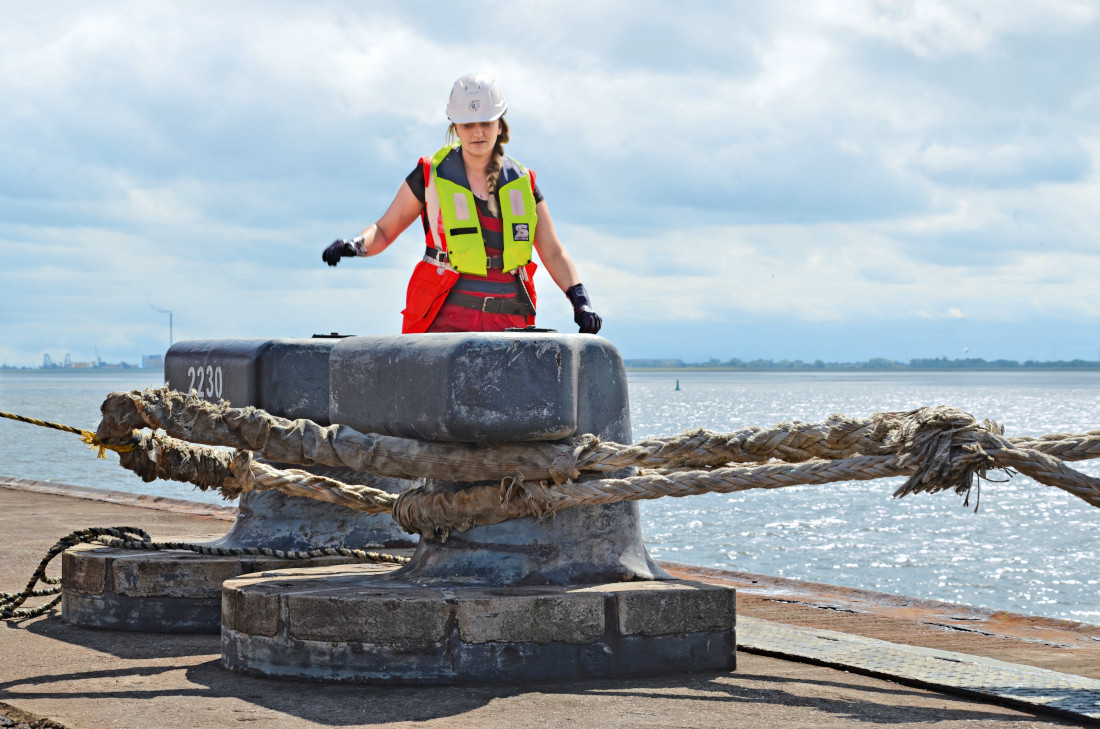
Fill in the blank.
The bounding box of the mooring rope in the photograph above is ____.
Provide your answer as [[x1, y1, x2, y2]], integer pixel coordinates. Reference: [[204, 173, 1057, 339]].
[[80, 389, 1100, 538], [391, 450, 1100, 538], [0, 524, 409, 622], [0, 409, 136, 459], [92, 388, 1100, 482], [110, 429, 400, 512], [576, 421, 1100, 471], [91, 537, 409, 564], [6, 388, 1100, 547], [0, 527, 148, 620], [94, 388, 578, 483]]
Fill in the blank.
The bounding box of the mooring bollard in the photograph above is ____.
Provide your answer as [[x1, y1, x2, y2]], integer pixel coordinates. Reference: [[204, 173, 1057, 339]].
[[61, 337, 416, 633], [329, 332, 660, 585], [221, 333, 736, 682]]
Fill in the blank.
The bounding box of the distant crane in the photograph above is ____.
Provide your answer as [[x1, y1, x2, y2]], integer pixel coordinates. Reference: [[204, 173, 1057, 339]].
[[42, 353, 54, 369]]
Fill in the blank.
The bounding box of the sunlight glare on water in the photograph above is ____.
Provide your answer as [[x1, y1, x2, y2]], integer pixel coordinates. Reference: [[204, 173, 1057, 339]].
[[630, 370, 1100, 622]]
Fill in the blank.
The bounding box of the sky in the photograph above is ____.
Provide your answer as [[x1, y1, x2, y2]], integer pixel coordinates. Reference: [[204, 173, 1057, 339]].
[[2, 0, 1100, 366]]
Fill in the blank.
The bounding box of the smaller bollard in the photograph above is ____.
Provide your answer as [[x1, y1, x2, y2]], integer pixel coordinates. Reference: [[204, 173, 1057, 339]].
[[62, 337, 417, 633]]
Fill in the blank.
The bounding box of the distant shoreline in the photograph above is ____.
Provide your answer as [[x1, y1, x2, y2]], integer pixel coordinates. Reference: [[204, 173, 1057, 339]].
[[624, 365, 1100, 372], [0, 367, 163, 374], [624, 357, 1100, 372]]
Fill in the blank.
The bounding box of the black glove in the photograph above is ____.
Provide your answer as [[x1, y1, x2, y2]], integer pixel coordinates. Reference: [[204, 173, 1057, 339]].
[[322, 239, 357, 267], [565, 283, 602, 334]]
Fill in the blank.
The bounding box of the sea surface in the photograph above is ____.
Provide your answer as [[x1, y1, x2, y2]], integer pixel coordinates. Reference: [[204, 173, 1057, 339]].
[[2, 369, 1098, 622]]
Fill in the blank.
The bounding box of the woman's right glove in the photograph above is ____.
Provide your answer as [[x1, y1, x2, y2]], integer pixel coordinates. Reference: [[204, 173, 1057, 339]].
[[322, 239, 357, 266], [565, 283, 602, 334]]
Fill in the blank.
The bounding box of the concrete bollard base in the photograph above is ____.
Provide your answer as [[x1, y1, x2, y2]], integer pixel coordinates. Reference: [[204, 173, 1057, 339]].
[[220, 563, 736, 684], [61, 542, 415, 633]]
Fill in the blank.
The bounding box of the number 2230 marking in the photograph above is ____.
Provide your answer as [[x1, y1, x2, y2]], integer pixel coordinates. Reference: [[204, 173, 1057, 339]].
[[187, 365, 223, 399]]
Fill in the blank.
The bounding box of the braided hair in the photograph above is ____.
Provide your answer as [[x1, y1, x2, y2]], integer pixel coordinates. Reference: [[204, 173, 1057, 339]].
[[483, 117, 510, 217]]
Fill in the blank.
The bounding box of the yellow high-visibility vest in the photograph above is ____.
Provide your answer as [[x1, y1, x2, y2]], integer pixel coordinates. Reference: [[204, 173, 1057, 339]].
[[428, 144, 538, 276]]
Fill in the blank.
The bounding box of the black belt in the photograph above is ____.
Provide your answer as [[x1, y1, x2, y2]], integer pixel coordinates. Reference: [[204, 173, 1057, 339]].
[[425, 246, 504, 270], [445, 291, 535, 315]]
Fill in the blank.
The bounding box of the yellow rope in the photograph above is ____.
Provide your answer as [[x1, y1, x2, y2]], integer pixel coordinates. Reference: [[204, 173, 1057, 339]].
[[0, 410, 136, 459]]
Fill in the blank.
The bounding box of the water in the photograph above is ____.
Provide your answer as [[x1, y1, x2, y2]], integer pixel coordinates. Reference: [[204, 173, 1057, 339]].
[[631, 370, 1100, 623], [1, 370, 1098, 621], [0, 372, 225, 503]]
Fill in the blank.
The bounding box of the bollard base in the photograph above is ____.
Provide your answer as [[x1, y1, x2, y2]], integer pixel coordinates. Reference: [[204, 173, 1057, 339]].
[[220, 563, 736, 684], [61, 542, 414, 633]]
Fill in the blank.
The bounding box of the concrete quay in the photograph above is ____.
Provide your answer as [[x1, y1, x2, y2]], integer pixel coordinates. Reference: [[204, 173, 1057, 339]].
[[2, 479, 1097, 728]]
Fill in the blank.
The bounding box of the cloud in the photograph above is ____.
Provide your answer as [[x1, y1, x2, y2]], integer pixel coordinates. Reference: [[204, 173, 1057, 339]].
[[2, 1, 1100, 365], [560, 216, 1100, 326], [913, 135, 1091, 188]]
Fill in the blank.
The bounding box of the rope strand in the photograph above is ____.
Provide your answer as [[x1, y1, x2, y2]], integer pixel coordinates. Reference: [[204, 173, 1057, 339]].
[[1, 409, 136, 459], [0, 527, 149, 620]]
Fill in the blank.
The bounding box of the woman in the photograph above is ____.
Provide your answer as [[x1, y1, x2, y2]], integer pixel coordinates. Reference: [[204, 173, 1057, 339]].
[[322, 73, 601, 335]]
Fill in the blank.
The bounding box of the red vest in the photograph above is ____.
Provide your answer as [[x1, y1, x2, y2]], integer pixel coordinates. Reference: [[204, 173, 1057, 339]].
[[401, 152, 539, 333]]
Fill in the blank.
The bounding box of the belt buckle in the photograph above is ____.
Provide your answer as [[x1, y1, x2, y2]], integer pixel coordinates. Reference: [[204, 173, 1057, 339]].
[[481, 297, 495, 312]]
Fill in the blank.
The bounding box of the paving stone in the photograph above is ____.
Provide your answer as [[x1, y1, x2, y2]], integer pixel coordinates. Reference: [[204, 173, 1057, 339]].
[[112, 552, 243, 598], [456, 589, 605, 644], [61, 545, 106, 594], [286, 590, 450, 644], [223, 587, 281, 636], [606, 580, 737, 637], [739, 616, 1100, 722]]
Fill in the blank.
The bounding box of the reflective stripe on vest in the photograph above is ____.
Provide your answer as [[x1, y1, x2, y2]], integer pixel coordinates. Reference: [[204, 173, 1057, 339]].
[[428, 144, 537, 277], [498, 174, 538, 273]]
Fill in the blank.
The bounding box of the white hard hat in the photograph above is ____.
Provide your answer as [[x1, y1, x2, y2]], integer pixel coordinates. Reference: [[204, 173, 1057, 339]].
[[446, 73, 507, 124]]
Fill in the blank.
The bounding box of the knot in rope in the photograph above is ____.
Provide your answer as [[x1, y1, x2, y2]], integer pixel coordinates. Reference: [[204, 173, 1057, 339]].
[[878, 406, 1009, 504], [550, 434, 600, 484]]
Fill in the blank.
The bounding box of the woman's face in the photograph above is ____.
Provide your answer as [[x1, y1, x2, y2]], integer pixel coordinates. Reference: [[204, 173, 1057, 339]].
[[455, 120, 501, 157]]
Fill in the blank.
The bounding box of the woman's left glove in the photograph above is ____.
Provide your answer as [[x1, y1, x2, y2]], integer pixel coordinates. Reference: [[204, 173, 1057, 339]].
[[565, 283, 602, 334]]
